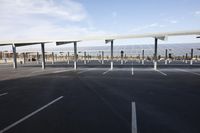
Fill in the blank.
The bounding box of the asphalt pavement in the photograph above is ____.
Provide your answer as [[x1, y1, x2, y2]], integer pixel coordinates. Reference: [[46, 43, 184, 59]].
[[0, 60, 200, 133]]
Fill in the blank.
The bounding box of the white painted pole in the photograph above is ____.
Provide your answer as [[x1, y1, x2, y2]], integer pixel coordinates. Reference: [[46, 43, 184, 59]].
[[67, 52, 70, 64], [23, 53, 26, 64], [102, 51, 104, 64], [12, 44, 17, 69], [111, 41, 114, 70], [154, 38, 158, 70], [74, 42, 77, 70], [84, 51, 86, 64], [121, 51, 124, 65], [190, 60, 193, 65], [165, 49, 168, 65], [165, 60, 168, 65], [52, 52, 55, 65], [36, 52, 39, 64], [41, 43, 45, 69], [142, 50, 144, 65], [190, 49, 193, 65]]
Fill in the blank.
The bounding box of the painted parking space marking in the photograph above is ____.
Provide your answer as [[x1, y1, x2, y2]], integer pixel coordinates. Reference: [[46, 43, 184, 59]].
[[155, 70, 167, 76], [0, 96, 63, 133], [177, 69, 200, 76], [102, 69, 111, 75], [132, 102, 137, 133], [0, 93, 8, 97]]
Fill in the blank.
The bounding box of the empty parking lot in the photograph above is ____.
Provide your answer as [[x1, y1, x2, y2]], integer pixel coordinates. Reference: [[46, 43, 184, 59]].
[[0, 62, 200, 133]]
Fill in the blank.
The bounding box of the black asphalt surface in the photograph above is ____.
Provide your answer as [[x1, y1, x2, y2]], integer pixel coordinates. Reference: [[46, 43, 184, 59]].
[[0, 61, 200, 133]]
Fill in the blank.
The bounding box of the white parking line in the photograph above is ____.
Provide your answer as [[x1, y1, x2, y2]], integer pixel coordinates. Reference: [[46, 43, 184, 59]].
[[132, 102, 137, 133], [155, 70, 167, 76], [77, 68, 96, 74], [52, 70, 72, 74], [0, 93, 8, 97], [0, 96, 63, 133], [177, 69, 200, 76], [102, 69, 111, 75]]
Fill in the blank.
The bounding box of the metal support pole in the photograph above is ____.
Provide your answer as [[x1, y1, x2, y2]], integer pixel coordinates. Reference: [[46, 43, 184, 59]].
[[154, 38, 158, 70], [41, 43, 46, 69], [23, 53, 26, 64], [84, 51, 86, 64], [74, 42, 77, 70], [36, 52, 39, 64], [111, 40, 114, 70], [55, 54, 57, 61], [121, 50, 124, 65], [102, 51, 104, 64], [142, 49, 144, 65], [67, 52, 70, 64], [185, 53, 188, 63], [164, 49, 168, 65], [12, 44, 17, 69], [52, 52, 55, 65], [190, 49, 193, 65]]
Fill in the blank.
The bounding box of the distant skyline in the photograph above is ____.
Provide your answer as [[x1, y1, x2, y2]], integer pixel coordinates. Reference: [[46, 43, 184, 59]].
[[0, 0, 200, 48]]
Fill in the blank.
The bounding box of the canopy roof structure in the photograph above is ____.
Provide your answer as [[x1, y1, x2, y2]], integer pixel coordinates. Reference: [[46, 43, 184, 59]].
[[1, 30, 200, 70], [0, 30, 200, 46]]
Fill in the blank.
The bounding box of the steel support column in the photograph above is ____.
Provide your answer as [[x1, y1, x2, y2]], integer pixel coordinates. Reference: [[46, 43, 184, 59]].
[[154, 38, 158, 70], [84, 51, 87, 64], [165, 49, 168, 65], [185, 53, 188, 63], [41, 43, 46, 69], [102, 51, 104, 64], [36, 52, 39, 64], [52, 52, 55, 65], [74, 42, 77, 70], [190, 48, 193, 65], [142, 49, 145, 65], [110, 40, 114, 70], [12, 44, 17, 69], [67, 52, 70, 64], [23, 53, 26, 64]]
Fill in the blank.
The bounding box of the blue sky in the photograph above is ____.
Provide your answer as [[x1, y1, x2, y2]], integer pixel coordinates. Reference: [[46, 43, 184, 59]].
[[0, 0, 200, 47], [80, 0, 200, 33]]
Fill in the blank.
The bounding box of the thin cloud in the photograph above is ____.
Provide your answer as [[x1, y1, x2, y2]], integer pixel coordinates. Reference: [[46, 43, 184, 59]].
[[0, 0, 107, 40], [0, 0, 87, 21], [194, 11, 200, 16], [169, 20, 178, 24], [131, 23, 165, 32], [112, 11, 118, 18]]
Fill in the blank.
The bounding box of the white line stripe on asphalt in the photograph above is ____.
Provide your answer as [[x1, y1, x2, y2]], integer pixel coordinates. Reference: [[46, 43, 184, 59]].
[[52, 70, 72, 74], [132, 102, 137, 133], [155, 70, 167, 76], [0, 93, 8, 97], [0, 96, 63, 133], [177, 69, 200, 76], [77, 68, 96, 74], [102, 69, 111, 75]]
